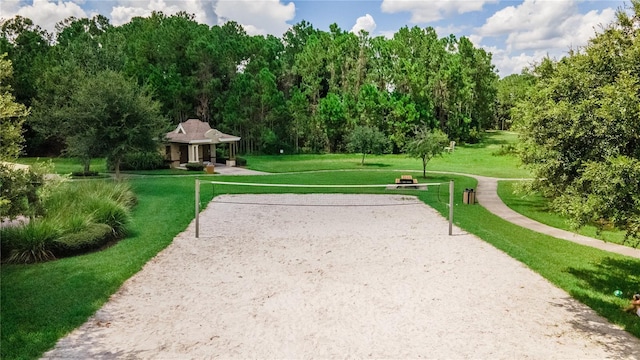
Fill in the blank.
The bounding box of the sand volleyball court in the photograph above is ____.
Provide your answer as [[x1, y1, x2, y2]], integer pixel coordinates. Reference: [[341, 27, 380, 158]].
[[43, 194, 640, 359]]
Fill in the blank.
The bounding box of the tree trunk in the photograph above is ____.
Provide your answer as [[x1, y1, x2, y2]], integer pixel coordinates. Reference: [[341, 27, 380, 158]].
[[114, 158, 121, 180], [83, 158, 91, 174], [422, 156, 427, 178]]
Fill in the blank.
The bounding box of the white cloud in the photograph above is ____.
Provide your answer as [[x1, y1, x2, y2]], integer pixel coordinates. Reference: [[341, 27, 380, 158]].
[[473, 0, 619, 75], [478, 0, 615, 52], [0, 0, 218, 33], [0, 0, 22, 15], [1, 0, 89, 33], [482, 45, 545, 76], [351, 14, 376, 34], [381, 0, 498, 23], [467, 34, 483, 46], [434, 24, 463, 37], [110, 0, 218, 27], [377, 30, 396, 39], [1, 0, 294, 39], [215, 0, 295, 36]]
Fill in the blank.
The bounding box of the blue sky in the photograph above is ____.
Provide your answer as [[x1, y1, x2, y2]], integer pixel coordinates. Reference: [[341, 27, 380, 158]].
[[0, 0, 629, 76]]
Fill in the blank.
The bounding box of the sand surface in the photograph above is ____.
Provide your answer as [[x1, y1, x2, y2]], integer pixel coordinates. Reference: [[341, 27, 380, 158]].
[[43, 194, 640, 359]]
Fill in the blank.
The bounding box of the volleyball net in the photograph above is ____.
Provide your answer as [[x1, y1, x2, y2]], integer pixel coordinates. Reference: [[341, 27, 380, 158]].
[[194, 179, 455, 238]]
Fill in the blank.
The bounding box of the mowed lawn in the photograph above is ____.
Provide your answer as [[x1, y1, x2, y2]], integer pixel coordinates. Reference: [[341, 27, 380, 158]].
[[3, 132, 639, 360], [244, 131, 531, 179]]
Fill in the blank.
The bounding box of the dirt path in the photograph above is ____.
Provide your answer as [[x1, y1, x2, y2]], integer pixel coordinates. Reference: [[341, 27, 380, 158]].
[[43, 194, 640, 359]]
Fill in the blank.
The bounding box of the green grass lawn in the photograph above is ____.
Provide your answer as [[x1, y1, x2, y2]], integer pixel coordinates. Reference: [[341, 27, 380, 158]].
[[16, 131, 529, 179], [15, 157, 107, 175], [3, 133, 639, 359], [244, 131, 531, 179], [498, 180, 629, 246]]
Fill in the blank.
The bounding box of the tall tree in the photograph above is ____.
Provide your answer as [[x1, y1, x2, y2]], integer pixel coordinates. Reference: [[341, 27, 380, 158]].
[[0, 16, 51, 107], [515, 0, 640, 243], [60, 70, 170, 177], [496, 72, 536, 130], [26, 15, 117, 156]]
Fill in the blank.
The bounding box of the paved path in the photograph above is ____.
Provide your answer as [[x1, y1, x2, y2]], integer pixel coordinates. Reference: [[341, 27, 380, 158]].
[[472, 175, 640, 259]]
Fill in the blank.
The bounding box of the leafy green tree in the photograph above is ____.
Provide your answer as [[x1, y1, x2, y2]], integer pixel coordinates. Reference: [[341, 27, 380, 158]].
[[287, 87, 311, 153], [6, 12, 503, 160], [317, 92, 347, 152], [0, 53, 28, 161], [515, 0, 640, 242], [346, 125, 390, 165], [554, 156, 640, 246], [0, 16, 51, 107], [60, 70, 170, 177], [0, 53, 49, 220], [496, 72, 536, 130], [1, 16, 53, 155], [404, 127, 449, 178], [387, 93, 420, 150], [27, 15, 117, 156]]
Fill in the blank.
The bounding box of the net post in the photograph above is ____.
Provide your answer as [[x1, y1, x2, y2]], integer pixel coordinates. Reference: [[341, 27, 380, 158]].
[[449, 180, 454, 236], [195, 179, 200, 238]]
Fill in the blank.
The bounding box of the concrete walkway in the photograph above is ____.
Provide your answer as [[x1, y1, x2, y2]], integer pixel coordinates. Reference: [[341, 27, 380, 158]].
[[213, 163, 269, 176], [473, 175, 640, 259]]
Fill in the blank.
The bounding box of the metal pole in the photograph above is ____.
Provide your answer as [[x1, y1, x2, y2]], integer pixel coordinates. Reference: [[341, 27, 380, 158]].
[[195, 179, 200, 238], [449, 180, 454, 236]]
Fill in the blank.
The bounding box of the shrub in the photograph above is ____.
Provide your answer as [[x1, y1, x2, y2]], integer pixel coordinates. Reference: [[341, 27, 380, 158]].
[[71, 171, 99, 177], [185, 162, 204, 171], [2, 220, 60, 264], [109, 152, 167, 171], [0, 162, 48, 219], [53, 223, 113, 256], [236, 157, 247, 166], [467, 128, 483, 144], [492, 144, 517, 156]]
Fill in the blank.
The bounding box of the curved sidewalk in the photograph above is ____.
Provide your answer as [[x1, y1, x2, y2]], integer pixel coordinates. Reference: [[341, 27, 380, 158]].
[[473, 175, 640, 259]]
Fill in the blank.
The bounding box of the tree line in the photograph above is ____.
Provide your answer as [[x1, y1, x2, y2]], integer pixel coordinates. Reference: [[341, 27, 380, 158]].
[[0, 12, 499, 156]]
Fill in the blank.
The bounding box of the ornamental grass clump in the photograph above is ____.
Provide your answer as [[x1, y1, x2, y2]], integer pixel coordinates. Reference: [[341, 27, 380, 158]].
[[1, 180, 136, 264], [1, 220, 60, 264], [86, 197, 131, 238]]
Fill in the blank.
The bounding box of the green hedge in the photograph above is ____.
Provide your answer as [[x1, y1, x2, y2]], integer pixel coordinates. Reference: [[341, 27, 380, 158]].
[[185, 162, 204, 171], [53, 223, 113, 256], [108, 152, 167, 171]]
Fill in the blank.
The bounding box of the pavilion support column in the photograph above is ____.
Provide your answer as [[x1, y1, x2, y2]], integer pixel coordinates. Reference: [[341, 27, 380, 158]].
[[189, 145, 199, 162], [227, 142, 237, 167]]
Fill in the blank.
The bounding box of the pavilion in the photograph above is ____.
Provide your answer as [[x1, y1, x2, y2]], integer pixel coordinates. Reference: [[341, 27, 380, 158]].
[[164, 119, 241, 168]]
